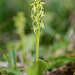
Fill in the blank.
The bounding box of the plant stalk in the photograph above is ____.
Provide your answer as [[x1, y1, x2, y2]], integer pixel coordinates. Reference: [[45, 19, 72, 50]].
[[36, 29, 40, 61]]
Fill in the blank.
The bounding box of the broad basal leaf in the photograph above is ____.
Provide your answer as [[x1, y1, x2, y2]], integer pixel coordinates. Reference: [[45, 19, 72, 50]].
[[27, 59, 48, 75]]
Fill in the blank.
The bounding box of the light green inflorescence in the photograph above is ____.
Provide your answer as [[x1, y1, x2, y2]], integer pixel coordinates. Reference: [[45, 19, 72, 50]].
[[13, 12, 26, 52], [31, 0, 45, 61], [31, 0, 45, 33]]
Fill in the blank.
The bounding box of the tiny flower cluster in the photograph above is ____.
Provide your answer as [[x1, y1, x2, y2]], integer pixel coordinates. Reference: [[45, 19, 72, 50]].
[[30, 0, 45, 33], [13, 12, 26, 34]]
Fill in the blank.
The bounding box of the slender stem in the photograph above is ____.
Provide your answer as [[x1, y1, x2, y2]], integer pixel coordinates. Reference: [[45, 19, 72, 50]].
[[36, 29, 40, 61], [36, 0, 40, 61]]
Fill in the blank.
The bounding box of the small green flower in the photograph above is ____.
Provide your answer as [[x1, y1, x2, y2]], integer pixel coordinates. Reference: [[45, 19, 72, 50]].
[[33, 25, 37, 33], [31, 12, 35, 19], [40, 22, 44, 28], [32, 5, 37, 14], [40, 10, 45, 17]]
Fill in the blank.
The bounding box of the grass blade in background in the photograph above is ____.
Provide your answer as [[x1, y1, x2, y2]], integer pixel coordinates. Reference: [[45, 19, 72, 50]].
[[47, 57, 75, 70], [0, 48, 9, 60], [46, 54, 69, 62], [1, 67, 22, 75], [9, 50, 17, 69]]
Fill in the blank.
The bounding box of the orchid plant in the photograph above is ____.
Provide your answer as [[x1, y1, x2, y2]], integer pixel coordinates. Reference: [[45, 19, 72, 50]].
[[27, 0, 48, 75]]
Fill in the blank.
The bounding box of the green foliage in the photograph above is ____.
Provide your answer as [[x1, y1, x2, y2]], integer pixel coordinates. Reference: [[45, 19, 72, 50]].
[[0, 48, 9, 61], [27, 59, 48, 75], [46, 57, 75, 70], [0, 48, 17, 69], [9, 50, 17, 69], [1, 67, 22, 75], [0, 49, 21, 75], [46, 55, 69, 62]]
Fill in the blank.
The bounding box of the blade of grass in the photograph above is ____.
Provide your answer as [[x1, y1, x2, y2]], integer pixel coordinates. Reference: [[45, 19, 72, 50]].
[[46, 57, 75, 70], [52, 60, 72, 68], [0, 57, 6, 61], [0, 48, 9, 60], [1, 67, 22, 75], [9, 50, 17, 69], [46, 54, 69, 62]]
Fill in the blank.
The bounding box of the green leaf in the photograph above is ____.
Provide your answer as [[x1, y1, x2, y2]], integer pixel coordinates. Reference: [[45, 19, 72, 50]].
[[46, 54, 69, 62], [1, 67, 22, 75], [46, 57, 75, 70], [9, 50, 17, 69], [27, 59, 48, 75], [0, 48, 9, 60]]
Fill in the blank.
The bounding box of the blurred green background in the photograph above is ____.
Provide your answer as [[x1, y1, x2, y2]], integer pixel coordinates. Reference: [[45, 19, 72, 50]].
[[0, 0, 75, 68]]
